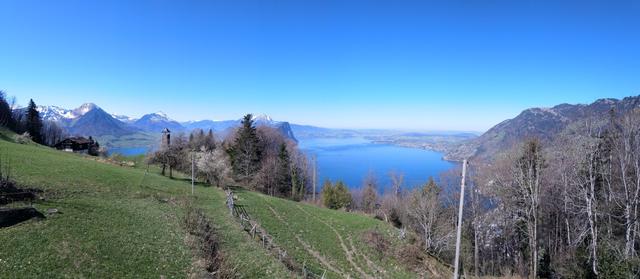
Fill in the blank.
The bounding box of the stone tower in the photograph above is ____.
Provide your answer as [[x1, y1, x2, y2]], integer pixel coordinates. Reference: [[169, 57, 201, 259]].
[[161, 128, 171, 150]]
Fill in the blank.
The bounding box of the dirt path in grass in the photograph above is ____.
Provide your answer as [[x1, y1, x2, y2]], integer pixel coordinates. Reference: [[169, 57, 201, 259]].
[[264, 203, 346, 277], [295, 204, 373, 279], [347, 235, 386, 276]]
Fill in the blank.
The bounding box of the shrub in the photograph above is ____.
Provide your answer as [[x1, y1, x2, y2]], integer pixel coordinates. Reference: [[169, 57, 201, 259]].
[[14, 132, 32, 144], [322, 180, 352, 210]]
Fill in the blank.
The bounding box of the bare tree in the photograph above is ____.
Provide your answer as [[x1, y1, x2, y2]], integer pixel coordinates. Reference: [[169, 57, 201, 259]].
[[493, 139, 545, 278], [610, 110, 640, 259], [41, 120, 66, 146], [361, 172, 378, 214], [389, 171, 404, 200], [405, 177, 453, 256]]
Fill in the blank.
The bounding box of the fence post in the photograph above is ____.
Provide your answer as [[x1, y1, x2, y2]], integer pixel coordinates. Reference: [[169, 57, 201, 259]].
[[303, 261, 307, 278]]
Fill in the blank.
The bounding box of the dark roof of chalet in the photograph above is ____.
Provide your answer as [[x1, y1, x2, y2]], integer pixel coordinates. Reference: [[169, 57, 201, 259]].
[[58, 137, 93, 145]]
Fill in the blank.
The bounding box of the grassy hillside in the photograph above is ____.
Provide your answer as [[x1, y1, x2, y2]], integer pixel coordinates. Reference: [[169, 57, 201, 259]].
[[237, 189, 452, 278], [0, 129, 450, 278], [0, 131, 290, 278]]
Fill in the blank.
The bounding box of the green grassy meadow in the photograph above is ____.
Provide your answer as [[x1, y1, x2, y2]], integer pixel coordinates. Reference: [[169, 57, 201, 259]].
[[0, 130, 449, 278]]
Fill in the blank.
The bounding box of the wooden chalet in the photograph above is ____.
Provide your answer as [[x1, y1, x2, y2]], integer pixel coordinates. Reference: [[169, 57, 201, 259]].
[[54, 137, 99, 155]]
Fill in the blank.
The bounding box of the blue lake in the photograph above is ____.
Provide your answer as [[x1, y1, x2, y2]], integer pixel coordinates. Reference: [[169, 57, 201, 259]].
[[107, 137, 457, 192], [298, 137, 456, 191]]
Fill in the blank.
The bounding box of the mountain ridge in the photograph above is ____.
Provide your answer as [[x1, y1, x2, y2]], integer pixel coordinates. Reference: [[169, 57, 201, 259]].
[[445, 95, 640, 161], [36, 104, 298, 142]]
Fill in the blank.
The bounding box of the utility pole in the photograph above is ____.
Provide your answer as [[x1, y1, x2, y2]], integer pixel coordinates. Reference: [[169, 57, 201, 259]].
[[312, 154, 317, 202], [191, 152, 195, 195], [453, 159, 468, 279]]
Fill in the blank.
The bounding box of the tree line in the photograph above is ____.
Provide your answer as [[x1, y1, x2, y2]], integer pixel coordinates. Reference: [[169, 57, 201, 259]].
[[148, 114, 310, 201], [468, 109, 640, 278], [145, 109, 640, 278], [0, 91, 66, 146], [320, 109, 640, 278]]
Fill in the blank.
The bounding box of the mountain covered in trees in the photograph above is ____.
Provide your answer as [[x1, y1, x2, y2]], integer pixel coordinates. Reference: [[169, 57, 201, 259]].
[[446, 95, 640, 161]]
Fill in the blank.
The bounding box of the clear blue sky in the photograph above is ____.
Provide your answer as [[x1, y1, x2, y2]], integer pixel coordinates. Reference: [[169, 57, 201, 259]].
[[1, 1, 638, 131]]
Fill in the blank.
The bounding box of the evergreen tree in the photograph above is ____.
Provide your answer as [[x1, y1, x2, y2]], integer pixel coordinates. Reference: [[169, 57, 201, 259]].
[[228, 114, 262, 182], [291, 164, 306, 201], [275, 143, 292, 196], [205, 129, 216, 150], [323, 180, 352, 210], [322, 180, 336, 208], [0, 91, 16, 130], [362, 176, 378, 213], [334, 181, 352, 209], [25, 99, 43, 143]]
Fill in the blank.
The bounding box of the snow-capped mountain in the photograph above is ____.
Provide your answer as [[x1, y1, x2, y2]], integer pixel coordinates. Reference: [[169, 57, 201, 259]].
[[69, 106, 137, 136], [111, 114, 137, 123], [36, 103, 137, 136], [132, 112, 185, 132], [37, 103, 102, 123], [37, 105, 75, 122], [72, 103, 98, 117], [36, 104, 297, 142], [252, 113, 273, 123]]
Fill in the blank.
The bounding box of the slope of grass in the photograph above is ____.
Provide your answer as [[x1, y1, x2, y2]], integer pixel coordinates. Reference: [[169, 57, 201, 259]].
[[236, 189, 452, 279], [0, 131, 290, 278], [0, 128, 450, 278]]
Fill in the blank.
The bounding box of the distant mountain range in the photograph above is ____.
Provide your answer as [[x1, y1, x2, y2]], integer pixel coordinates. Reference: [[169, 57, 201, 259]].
[[36, 95, 639, 160], [445, 95, 640, 161], [36, 103, 298, 142]]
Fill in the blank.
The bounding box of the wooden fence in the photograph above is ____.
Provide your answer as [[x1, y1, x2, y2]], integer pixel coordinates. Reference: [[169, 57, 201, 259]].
[[225, 190, 327, 279]]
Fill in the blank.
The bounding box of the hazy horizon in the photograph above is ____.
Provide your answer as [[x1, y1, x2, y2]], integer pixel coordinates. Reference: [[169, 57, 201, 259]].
[[7, 93, 640, 134]]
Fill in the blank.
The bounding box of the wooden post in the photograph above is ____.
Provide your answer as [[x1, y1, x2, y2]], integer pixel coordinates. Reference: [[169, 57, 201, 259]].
[[312, 154, 317, 202], [303, 261, 307, 278], [226, 190, 234, 215], [453, 159, 468, 279], [191, 152, 195, 195]]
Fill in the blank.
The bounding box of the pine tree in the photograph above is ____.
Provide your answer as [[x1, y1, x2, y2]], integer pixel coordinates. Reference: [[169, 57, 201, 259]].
[[205, 129, 216, 150], [25, 99, 43, 143], [291, 164, 306, 201], [362, 177, 378, 213], [0, 91, 16, 130], [229, 114, 262, 182], [334, 181, 352, 210], [275, 143, 292, 196], [322, 180, 336, 208]]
